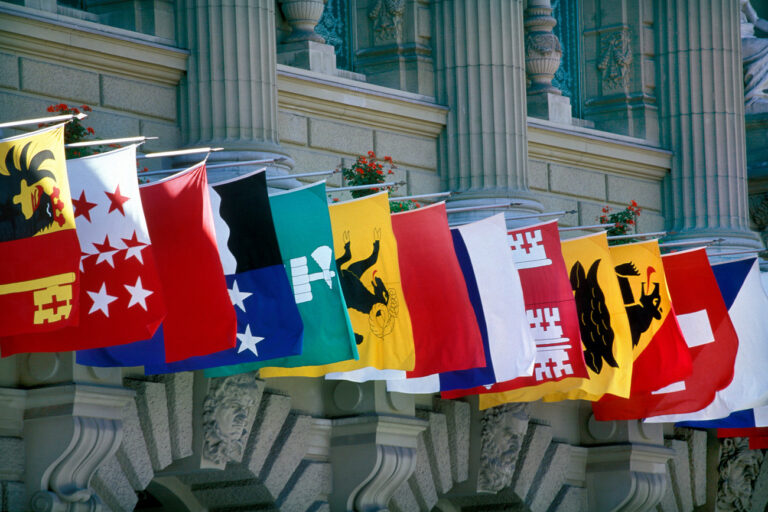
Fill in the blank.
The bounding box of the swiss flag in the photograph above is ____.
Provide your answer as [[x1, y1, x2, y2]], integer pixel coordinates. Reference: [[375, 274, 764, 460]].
[[2, 145, 165, 354]]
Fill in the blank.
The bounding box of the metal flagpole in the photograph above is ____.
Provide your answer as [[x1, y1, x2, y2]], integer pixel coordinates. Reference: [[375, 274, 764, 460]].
[[65, 136, 158, 148], [328, 181, 405, 193], [606, 231, 667, 241], [390, 191, 452, 201], [138, 157, 287, 177], [0, 112, 87, 129], [449, 208, 573, 228], [706, 249, 766, 258], [266, 169, 338, 180], [137, 147, 224, 159], [558, 223, 615, 232], [659, 238, 725, 248], [446, 202, 520, 214], [508, 210, 577, 221]]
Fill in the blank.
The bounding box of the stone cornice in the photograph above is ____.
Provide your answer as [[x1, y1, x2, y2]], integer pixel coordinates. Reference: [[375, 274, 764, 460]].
[[277, 65, 449, 138], [527, 118, 672, 181], [0, 3, 188, 86]]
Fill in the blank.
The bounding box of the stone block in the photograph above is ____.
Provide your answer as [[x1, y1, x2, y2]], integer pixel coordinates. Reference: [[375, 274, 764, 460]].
[[0, 53, 19, 90], [401, 168, 440, 196], [674, 428, 706, 506], [84, 110, 141, 141], [549, 165, 606, 201], [528, 93, 573, 125], [279, 111, 309, 145], [578, 201, 609, 228], [607, 175, 662, 211], [535, 194, 579, 227], [549, 485, 587, 512], [157, 372, 194, 460], [92, 456, 139, 512], [309, 118, 374, 155], [138, 119, 181, 152], [244, 392, 292, 477], [0, 481, 25, 512], [528, 159, 549, 191], [434, 399, 470, 483], [375, 131, 437, 170], [123, 379, 173, 471], [407, 434, 438, 510], [390, 481, 419, 512], [513, 422, 553, 500], [0, 437, 24, 481], [276, 460, 332, 511], [116, 398, 153, 490], [287, 148, 343, 182], [190, 479, 273, 508], [263, 414, 313, 499], [665, 439, 693, 512], [658, 468, 679, 512], [0, 92, 60, 135], [636, 211, 665, 233], [101, 75, 177, 120], [20, 58, 100, 104], [527, 442, 570, 511], [416, 411, 452, 494]]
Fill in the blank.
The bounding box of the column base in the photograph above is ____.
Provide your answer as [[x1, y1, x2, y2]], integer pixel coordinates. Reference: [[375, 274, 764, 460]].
[[663, 227, 763, 261], [446, 188, 544, 229]]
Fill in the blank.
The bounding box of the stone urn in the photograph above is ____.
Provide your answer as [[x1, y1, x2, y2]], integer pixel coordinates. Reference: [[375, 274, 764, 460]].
[[524, 0, 562, 95], [279, 0, 327, 43]]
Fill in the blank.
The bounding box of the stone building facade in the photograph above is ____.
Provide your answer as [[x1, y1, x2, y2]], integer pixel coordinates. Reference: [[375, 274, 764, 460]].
[[1, 0, 767, 510]]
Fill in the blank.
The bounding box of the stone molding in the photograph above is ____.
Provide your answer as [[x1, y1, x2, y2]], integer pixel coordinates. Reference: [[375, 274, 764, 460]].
[[277, 64, 448, 137], [0, 4, 187, 86]]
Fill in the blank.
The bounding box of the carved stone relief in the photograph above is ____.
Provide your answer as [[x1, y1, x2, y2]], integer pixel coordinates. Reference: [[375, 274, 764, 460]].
[[749, 192, 768, 231], [716, 437, 764, 512], [598, 29, 632, 89], [201, 374, 262, 469], [477, 403, 529, 493], [369, 0, 405, 43]]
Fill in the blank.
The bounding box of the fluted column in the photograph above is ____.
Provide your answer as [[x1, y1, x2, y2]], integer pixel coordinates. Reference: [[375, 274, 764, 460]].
[[177, 0, 292, 177], [434, 0, 542, 224], [656, 0, 762, 253]]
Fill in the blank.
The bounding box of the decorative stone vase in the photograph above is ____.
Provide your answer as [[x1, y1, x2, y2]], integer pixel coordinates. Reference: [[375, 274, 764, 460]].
[[279, 0, 327, 43], [524, 0, 562, 95]]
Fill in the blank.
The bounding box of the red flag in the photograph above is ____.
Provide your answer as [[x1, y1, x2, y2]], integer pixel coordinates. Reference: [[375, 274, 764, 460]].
[[443, 219, 587, 401], [0, 125, 81, 340], [718, 427, 768, 438], [140, 162, 236, 362], [749, 436, 768, 449], [2, 146, 166, 354], [391, 203, 484, 377], [593, 248, 717, 421]]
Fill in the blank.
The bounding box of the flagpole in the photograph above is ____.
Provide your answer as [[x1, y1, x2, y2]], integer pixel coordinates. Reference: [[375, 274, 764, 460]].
[[138, 157, 287, 177], [706, 249, 766, 258], [607, 231, 667, 240], [65, 136, 158, 148], [390, 192, 452, 202], [659, 238, 725, 248], [449, 209, 576, 228], [446, 202, 521, 214], [266, 169, 338, 180], [0, 112, 87, 129], [509, 209, 577, 221], [328, 181, 406, 193], [559, 223, 615, 232], [137, 147, 224, 159]]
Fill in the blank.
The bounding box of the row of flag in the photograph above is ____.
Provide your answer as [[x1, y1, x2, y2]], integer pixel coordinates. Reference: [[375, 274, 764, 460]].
[[3, 124, 768, 432]]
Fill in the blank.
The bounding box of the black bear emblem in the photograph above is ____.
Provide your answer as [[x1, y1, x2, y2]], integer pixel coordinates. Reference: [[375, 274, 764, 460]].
[[614, 262, 662, 347]]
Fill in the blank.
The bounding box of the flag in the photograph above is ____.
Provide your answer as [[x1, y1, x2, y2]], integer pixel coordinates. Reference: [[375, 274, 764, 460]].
[[260, 191, 415, 379], [595, 248, 735, 420], [679, 407, 768, 430], [445, 219, 587, 406], [650, 258, 768, 423], [540, 231, 634, 402], [205, 181, 357, 377], [0, 125, 80, 340], [387, 213, 535, 394], [139, 170, 304, 374], [77, 162, 236, 364], [2, 145, 165, 355]]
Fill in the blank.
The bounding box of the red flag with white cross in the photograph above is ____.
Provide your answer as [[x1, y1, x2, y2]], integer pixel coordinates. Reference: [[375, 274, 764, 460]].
[[1, 145, 166, 354]]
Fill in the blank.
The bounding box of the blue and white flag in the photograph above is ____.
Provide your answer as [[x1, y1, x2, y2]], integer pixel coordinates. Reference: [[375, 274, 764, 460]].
[[386, 214, 535, 393], [649, 258, 768, 423]]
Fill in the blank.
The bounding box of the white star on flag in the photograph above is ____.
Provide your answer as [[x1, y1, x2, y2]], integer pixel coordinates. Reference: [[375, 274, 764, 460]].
[[228, 279, 252, 312], [124, 277, 153, 310], [87, 282, 118, 317], [236, 325, 264, 356]]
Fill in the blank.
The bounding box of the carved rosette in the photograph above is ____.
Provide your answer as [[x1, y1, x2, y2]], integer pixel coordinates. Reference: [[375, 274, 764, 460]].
[[598, 29, 632, 89], [524, 0, 563, 95], [280, 0, 327, 43], [369, 0, 405, 43], [717, 437, 764, 512], [201, 374, 263, 469], [477, 403, 529, 493]]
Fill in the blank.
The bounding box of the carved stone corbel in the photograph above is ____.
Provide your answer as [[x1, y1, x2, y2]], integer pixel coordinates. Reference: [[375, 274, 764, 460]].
[[329, 415, 426, 511], [477, 403, 529, 493], [23, 384, 134, 512], [716, 437, 764, 512]]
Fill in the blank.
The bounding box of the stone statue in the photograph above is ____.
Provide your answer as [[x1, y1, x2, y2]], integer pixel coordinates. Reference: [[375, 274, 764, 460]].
[[742, 0, 768, 113], [716, 437, 763, 511], [477, 403, 529, 493]]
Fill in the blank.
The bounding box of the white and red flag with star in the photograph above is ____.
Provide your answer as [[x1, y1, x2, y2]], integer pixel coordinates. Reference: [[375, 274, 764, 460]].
[[1, 145, 165, 354]]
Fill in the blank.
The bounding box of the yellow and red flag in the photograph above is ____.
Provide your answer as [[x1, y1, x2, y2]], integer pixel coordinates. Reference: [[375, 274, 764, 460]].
[[260, 192, 415, 378], [0, 125, 80, 339], [541, 232, 634, 402]]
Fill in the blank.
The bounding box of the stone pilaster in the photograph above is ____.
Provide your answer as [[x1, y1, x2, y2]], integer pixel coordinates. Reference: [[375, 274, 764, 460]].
[[177, 0, 293, 181], [656, 0, 762, 254], [433, 0, 543, 225]]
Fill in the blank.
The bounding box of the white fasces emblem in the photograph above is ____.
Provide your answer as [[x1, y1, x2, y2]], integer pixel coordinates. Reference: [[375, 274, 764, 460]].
[[290, 246, 336, 304]]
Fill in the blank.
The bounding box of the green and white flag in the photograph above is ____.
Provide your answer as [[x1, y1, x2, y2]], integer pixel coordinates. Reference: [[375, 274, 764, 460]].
[[205, 181, 358, 377]]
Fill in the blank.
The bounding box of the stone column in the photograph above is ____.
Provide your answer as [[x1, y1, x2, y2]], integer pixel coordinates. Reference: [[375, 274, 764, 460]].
[[656, 0, 762, 254], [177, 0, 293, 180], [433, 0, 543, 225]]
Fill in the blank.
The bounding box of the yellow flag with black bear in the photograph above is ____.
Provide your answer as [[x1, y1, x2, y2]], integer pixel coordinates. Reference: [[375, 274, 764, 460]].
[[541, 232, 634, 401], [260, 192, 415, 378], [0, 124, 80, 340]]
